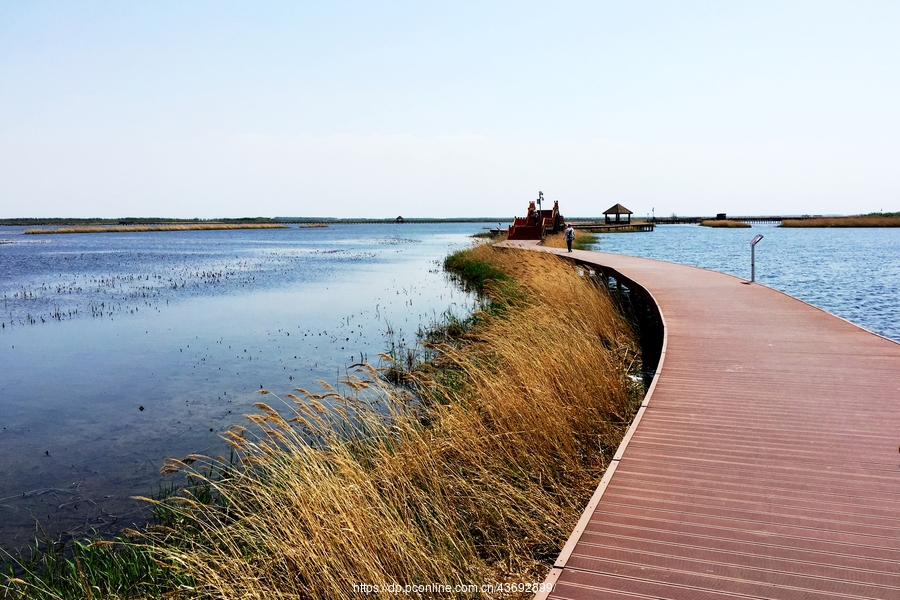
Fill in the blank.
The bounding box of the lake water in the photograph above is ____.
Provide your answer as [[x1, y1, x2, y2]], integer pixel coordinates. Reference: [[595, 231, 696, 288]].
[[1, 222, 898, 552], [591, 224, 900, 343], [0, 223, 483, 552]]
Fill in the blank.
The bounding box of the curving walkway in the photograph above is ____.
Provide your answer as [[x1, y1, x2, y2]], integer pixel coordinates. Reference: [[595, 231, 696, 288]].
[[501, 241, 900, 600]]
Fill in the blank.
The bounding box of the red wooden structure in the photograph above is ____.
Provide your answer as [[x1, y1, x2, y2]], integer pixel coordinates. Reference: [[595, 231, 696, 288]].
[[508, 199, 565, 240]]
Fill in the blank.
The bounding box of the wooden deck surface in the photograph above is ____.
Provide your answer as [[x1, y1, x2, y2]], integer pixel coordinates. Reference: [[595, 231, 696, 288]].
[[502, 241, 900, 600]]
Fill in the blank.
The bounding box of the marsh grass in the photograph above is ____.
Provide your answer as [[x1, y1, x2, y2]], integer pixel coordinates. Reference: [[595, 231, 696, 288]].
[[781, 215, 900, 227], [1, 470, 232, 599], [700, 219, 751, 228], [2, 535, 193, 600], [3, 244, 641, 599], [24, 224, 288, 235], [541, 231, 598, 251]]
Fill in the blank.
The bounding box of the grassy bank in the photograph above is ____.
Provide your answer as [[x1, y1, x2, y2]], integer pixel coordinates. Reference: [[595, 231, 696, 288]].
[[700, 219, 751, 228], [3, 244, 641, 599], [781, 214, 900, 227], [24, 223, 289, 234], [542, 231, 598, 250]]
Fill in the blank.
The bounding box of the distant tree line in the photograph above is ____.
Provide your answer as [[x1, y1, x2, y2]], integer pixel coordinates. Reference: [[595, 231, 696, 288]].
[[0, 217, 280, 226], [0, 217, 507, 226]]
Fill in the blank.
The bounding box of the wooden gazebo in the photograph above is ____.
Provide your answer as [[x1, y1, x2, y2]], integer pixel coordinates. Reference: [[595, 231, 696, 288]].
[[603, 203, 633, 224]]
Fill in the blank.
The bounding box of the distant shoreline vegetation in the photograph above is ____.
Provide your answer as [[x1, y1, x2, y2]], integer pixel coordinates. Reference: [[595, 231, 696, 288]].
[[24, 223, 289, 234], [6, 213, 899, 230], [2, 217, 282, 226], [700, 219, 751, 228], [1, 217, 509, 227], [780, 213, 900, 227]]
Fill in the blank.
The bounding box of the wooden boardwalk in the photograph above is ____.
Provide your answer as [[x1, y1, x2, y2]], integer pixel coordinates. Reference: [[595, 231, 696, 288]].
[[502, 242, 900, 600]]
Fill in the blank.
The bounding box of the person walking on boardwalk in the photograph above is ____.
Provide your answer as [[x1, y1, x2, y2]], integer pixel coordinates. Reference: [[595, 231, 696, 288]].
[[564, 223, 575, 252]]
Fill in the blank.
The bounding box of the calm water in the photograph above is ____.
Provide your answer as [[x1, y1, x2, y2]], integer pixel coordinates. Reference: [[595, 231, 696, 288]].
[[0, 223, 484, 551], [593, 224, 900, 342], [1, 222, 897, 552]]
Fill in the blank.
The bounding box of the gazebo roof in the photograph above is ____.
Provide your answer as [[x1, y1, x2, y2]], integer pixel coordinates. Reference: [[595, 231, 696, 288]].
[[603, 203, 633, 215]]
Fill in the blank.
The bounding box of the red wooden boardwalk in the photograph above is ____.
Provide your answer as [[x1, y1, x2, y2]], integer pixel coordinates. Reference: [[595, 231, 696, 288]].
[[505, 242, 900, 600]]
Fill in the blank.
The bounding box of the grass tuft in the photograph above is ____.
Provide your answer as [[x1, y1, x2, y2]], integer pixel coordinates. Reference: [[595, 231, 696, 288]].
[[2, 535, 193, 600]]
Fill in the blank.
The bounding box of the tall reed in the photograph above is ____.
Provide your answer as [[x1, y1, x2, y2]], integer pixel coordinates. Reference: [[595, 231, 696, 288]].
[[4, 244, 642, 599]]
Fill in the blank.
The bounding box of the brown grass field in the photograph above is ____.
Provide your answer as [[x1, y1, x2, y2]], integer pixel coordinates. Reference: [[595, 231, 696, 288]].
[[700, 219, 751, 228], [23, 223, 289, 234], [781, 216, 900, 227], [85, 244, 639, 599]]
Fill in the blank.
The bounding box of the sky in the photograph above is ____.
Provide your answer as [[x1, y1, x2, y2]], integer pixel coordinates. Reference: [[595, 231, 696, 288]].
[[2, 1, 899, 219]]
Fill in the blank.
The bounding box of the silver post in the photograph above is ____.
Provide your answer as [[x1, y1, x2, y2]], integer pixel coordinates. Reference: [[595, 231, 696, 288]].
[[750, 234, 764, 283], [537, 190, 544, 240], [751, 244, 755, 282]]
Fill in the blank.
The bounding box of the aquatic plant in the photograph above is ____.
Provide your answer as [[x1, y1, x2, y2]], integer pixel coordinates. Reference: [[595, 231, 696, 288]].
[[1, 534, 193, 600]]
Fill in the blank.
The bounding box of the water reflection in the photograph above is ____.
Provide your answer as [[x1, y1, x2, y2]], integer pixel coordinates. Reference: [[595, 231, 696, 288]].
[[0, 224, 482, 551]]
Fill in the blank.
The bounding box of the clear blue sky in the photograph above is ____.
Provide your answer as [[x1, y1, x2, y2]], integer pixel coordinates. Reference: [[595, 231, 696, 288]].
[[2, 1, 898, 218]]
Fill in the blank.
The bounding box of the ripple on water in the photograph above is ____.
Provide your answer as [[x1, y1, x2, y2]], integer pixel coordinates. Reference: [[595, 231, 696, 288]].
[[0, 223, 482, 551]]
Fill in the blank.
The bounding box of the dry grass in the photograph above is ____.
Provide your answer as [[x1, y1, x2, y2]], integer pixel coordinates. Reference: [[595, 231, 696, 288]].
[[542, 231, 598, 250], [124, 245, 641, 599], [781, 216, 900, 227], [24, 224, 288, 234], [699, 219, 751, 228], [471, 231, 508, 240]]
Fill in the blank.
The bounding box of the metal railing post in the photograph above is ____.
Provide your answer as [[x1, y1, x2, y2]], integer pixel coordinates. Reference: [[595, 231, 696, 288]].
[[751, 244, 755, 282], [750, 234, 764, 283]]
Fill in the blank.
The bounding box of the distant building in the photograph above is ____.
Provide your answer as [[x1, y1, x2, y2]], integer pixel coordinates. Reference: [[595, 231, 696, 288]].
[[603, 203, 633, 224], [396, 216, 404, 223]]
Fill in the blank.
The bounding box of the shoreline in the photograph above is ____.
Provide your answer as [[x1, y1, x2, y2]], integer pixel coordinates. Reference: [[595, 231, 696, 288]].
[[2, 243, 644, 598], [24, 223, 290, 234], [2, 218, 508, 227]]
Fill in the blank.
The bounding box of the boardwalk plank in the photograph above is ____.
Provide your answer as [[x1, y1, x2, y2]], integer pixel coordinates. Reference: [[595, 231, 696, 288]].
[[499, 242, 900, 600]]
